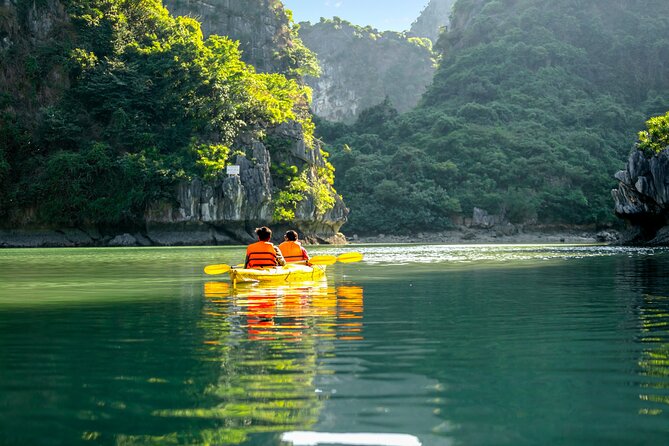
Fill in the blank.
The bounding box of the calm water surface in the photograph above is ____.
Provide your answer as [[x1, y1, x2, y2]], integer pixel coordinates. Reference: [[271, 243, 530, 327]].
[[1, 244, 668, 445]]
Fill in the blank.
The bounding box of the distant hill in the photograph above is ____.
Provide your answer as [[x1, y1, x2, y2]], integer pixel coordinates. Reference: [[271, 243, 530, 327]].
[[321, 0, 669, 234], [292, 0, 454, 123], [298, 17, 435, 123], [409, 0, 455, 42]]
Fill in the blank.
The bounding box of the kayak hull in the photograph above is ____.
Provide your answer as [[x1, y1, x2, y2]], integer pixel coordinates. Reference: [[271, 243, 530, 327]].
[[229, 264, 326, 285]]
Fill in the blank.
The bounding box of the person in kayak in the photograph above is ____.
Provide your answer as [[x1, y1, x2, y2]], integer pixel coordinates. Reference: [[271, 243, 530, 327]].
[[245, 226, 286, 269], [279, 230, 310, 264]]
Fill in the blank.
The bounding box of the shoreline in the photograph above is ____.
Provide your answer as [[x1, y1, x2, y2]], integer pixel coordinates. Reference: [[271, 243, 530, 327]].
[[344, 227, 619, 245], [0, 227, 620, 248]]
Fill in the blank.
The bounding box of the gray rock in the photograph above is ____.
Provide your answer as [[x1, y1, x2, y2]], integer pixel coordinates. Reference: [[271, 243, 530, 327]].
[[212, 230, 236, 245], [0, 229, 75, 247], [462, 231, 476, 240], [146, 230, 212, 246], [133, 233, 153, 247], [58, 229, 94, 246], [108, 233, 137, 247], [596, 230, 620, 243], [612, 147, 669, 245], [144, 127, 348, 243], [614, 170, 627, 182], [648, 226, 669, 246], [650, 151, 669, 205], [471, 207, 505, 229], [496, 223, 518, 236]]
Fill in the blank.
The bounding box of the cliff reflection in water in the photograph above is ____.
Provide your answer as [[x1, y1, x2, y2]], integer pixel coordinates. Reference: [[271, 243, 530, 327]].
[[132, 282, 365, 444]]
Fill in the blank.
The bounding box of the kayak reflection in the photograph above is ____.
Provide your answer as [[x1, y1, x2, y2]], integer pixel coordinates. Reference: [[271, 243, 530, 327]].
[[135, 283, 366, 445], [203, 282, 364, 342]]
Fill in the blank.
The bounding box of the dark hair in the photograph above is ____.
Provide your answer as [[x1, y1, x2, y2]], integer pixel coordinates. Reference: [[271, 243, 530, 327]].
[[284, 230, 298, 241], [255, 226, 272, 241]]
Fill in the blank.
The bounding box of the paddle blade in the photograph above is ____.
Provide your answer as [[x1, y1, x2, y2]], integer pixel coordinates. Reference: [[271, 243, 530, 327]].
[[204, 264, 232, 275], [308, 255, 337, 265], [337, 252, 363, 263]]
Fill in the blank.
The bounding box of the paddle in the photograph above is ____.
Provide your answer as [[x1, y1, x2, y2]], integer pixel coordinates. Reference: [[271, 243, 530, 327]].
[[308, 255, 337, 265], [309, 252, 363, 265], [203, 264, 232, 275], [336, 252, 364, 263]]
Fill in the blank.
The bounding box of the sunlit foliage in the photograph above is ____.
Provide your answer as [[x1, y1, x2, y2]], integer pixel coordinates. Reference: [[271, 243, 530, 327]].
[[0, 0, 314, 225], [637, 112, 669, 156]]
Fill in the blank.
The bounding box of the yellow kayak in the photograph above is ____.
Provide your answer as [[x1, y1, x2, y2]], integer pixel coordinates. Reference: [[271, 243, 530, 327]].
[[229, 263, 326, 286]]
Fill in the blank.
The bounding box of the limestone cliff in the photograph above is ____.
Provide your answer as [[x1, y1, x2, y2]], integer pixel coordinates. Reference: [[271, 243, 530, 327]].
[[409, 0, 454, 42], [0, 0, 347, 247], [612, 148, 669, 245], [144, 122, 348, 246], [163, 0, 292, 74], [298, 18, 435, 123], [0, 0, 70, 120], [154, 0, 345, 244]]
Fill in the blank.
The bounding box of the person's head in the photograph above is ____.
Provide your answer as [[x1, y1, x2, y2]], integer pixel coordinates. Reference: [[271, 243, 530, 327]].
[[255, 226, 272, 241], [284, 230, 298, 242]]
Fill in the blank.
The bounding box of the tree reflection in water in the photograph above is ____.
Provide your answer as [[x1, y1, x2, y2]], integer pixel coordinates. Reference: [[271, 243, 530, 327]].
[[637, 293, 669, 416], [120, 281, 364, 445]]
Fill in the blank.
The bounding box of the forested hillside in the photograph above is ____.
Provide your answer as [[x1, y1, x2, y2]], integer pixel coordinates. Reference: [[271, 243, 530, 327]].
[[0, 0, 342, 243], [321, 0, 669, 234]]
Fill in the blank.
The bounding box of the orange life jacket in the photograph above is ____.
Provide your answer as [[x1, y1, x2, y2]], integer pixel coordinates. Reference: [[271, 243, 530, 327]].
[[279, 241, 307, 263], [246, 241, 279, 268]]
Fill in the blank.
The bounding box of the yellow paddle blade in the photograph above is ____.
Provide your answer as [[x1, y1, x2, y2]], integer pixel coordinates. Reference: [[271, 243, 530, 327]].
[[309, 255, 337, 265], [337, 252, 364, 263], [203, 264, 232, 275]]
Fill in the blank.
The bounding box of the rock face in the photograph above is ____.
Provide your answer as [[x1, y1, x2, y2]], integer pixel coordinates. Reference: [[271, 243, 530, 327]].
[[157, 0, 348, 244], [145, 122, 348, 245], [409, 0, 455, 42], [0, 0, 70, 113], [298, 18, 435, 123], [0, 123, 347, 247], [612, 148, 669, 245], [163, 0, 293, 74]]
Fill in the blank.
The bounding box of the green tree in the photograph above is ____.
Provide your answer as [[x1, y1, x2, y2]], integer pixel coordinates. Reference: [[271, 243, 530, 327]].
[[637, 111, 669, 156]]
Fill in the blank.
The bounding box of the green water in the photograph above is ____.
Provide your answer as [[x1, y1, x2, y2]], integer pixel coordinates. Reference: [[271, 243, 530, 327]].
[[1, 245, 668, 445]]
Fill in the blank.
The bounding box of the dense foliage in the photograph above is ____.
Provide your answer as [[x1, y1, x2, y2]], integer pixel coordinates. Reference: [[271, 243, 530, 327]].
[[637, 111, 669, 156], [0, 0, 314, 226], [320, 0, 669, 234]]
